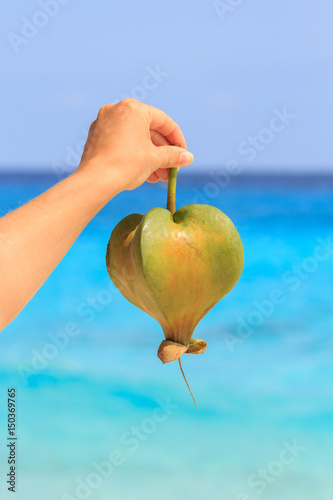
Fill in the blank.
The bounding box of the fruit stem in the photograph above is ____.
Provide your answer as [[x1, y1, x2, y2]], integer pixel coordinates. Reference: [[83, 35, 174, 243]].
[[178, 358, 198, 409], [167, 144, 179, 214]]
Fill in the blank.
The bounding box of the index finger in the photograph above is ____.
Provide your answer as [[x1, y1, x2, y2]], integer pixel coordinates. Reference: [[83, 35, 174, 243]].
[[145, 104, 187, 149]]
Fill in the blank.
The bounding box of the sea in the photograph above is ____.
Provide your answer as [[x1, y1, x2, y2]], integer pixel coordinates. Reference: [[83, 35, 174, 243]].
[[0, 172, 332, 500]]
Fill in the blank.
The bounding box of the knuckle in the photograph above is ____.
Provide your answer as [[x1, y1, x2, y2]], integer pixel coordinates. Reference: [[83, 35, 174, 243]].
[[88, 119, 96, 133], [164, 148, 174, 168], [118, 97, 139, 111], [97, 103, 114, 118]]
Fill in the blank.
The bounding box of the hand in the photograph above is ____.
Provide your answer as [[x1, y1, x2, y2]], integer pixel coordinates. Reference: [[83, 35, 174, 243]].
[[76, 98, 194, 194]]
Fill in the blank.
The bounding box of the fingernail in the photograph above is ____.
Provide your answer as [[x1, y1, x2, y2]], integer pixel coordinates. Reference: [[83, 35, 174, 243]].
[[179, 152, 194, 165]]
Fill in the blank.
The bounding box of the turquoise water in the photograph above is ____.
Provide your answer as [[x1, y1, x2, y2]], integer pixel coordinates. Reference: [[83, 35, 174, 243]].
[[0, 173, 333, 500]]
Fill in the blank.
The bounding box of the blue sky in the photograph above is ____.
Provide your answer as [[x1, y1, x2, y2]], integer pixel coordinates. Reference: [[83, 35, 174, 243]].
[[1, 0, 333, 173]]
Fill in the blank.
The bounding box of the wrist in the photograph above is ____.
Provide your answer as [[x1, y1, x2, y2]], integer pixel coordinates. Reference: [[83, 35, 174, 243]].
[[71, 161, 122, 207]]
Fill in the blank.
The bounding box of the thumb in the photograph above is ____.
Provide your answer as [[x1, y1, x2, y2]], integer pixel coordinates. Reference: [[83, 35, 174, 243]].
[[155, 145, 194, 169]]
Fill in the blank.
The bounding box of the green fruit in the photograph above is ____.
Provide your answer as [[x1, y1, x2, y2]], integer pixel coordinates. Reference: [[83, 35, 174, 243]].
[[106, 169, 244, 365]]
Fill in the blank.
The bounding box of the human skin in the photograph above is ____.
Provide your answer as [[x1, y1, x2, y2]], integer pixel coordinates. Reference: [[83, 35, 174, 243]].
[[0, 98, 194, 330]]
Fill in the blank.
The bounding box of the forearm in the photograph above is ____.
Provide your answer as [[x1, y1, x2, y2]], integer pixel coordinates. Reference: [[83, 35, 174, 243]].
[[0, 166, 119, 330]]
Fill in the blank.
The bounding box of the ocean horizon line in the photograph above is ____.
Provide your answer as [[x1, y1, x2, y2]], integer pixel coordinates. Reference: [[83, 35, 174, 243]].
[[1, 168, 332, 187]]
